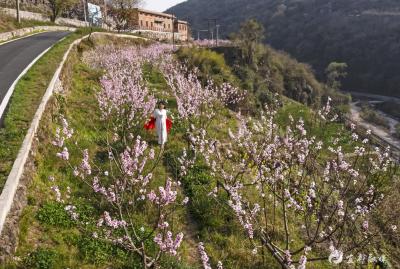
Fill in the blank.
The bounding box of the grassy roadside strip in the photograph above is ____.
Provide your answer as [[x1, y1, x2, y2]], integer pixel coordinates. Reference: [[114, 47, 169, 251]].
[[2, 36, 196, 269], [0, 28, 102, 191], [0, 12, 56, 33]]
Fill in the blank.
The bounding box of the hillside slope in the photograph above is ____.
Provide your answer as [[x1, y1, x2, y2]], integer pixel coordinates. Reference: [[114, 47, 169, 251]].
[[167, 0, 400, 97]]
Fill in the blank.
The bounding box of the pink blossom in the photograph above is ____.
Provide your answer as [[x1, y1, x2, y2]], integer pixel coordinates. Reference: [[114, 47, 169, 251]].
[[154, 231, 184, 256], [298, 255, 307, 269], [198, 242, 212, 269], [65, 205, 79, 220], [102, 211, 127, 229], [362, 220, 369, 231], [51, 185, 62, 202], [182, 197, 189, 205], [80, 149, 91, 175], [56, 147, 69, 160], [329, 245, 343, 264]]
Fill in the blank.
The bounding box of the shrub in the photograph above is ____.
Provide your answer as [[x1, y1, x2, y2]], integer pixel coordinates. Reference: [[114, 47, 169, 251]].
[[77, 236, 129, 265], [22, 248, 58, 269], [36, 202, 74, 228], [175, 47, 238, 86], [164, 147, 237, 232], [360, 104, 390, 129]]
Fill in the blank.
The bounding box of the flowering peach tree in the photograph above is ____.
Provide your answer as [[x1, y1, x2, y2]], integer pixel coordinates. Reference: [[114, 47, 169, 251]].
[[50, 44, 188, 268], [49, 41, 397, 269], [159, 56, 244, 129], [186, 98, 397, 268]]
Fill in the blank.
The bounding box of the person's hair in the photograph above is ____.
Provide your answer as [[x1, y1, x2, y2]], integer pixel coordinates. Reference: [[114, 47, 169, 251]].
[[157, 100, 167, 107]]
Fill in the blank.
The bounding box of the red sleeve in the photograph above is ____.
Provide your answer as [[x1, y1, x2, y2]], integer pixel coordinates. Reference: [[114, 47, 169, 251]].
[[166, 118, 173, 133], [144, 117, 156, 130]]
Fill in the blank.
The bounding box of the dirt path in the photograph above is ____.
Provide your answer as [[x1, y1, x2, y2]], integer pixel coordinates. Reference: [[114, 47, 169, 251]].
[[145, 62, 202, 267], [349, 102, 400, 151]]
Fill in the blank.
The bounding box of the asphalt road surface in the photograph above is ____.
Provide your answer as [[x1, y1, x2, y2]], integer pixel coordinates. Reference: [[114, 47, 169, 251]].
[[0, 31, 70, 119]]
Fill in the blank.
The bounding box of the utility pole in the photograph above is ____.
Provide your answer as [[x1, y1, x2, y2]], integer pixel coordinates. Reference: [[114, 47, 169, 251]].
[[187, 23, 189, 43], [103, 0, 107, 29], [207, 20, 211, 40], [16, 0, 20, 23], [213, 19, 217, 47], [172, 14, 175, 49], [83, 0, 87, 25], [206, 18, 218, 45], [197, 29, 209, 41], [216, 24, 220, 47]]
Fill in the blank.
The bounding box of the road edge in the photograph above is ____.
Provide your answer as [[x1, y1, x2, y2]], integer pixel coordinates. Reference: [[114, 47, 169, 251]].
[[0, 26, 76, 45], [0, 31, 148, 240], [0, 39, 58, 121], [0, 34, 89, 236]]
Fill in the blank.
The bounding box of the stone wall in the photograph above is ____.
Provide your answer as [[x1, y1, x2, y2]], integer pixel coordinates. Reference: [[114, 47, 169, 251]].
[[0, 26, 76, 43], [56, 17, 88, 28], [1, 7, 48, 21], [131, 30, 185, 42], [1, 7, 88, 28], [0, 33, 147, 264], [0, 35, 90, 264]]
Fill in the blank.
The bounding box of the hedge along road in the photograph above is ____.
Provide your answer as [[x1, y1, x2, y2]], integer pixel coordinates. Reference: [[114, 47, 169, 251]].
[[0, 31, 71, 122]]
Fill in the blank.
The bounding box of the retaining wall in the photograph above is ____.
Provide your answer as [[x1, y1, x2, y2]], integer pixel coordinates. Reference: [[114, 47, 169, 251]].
[[0, 26, 76, 43], [0, 32, 145, 263], [131, 29, 186, 41], [0, 34, 89, 263], [1, 7, 88, 28]]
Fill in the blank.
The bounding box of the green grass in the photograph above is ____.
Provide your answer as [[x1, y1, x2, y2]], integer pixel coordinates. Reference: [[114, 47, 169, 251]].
[[2, 45, 137, 269], [0, 12, 56, 33], [2, 38, 196, 269], [277, 97, 355, 150], [142, 59, 270, 269], [3, 35, 395, 269], [0, 28, 101, 192]]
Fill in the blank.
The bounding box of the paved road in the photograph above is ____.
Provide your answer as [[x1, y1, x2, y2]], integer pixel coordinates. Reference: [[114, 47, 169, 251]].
[[0, 31, 70, 118]]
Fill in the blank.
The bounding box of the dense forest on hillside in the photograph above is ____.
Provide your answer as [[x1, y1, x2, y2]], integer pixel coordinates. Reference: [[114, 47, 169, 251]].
[[167, 0, 400, 97]]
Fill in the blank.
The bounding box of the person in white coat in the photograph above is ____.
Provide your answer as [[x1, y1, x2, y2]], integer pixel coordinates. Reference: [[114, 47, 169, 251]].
[[153, 101, 168, 146]]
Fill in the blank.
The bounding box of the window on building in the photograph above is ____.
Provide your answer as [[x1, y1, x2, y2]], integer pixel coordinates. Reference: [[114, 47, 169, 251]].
[[146, 21, 148, 28]]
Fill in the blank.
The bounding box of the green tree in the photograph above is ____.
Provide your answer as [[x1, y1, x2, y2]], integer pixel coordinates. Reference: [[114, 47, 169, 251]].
[[47, 0, 78, 22], [107, 0, 142, 32], [231, 19, 265, 67], [325, 62, 348, 91]]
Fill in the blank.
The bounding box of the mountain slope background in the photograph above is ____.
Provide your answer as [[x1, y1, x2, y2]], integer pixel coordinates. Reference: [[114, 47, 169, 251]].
[[167, 0, 400, 97]]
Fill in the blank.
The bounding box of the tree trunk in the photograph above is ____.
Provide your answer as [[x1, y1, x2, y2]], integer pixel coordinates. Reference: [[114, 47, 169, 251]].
[[51, 7, 57, 22], [16, 0, 20, 23]]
